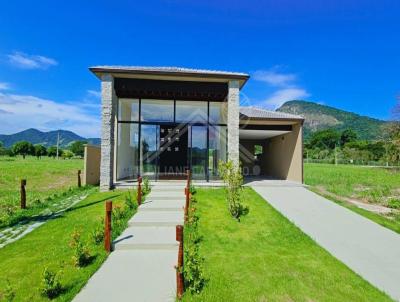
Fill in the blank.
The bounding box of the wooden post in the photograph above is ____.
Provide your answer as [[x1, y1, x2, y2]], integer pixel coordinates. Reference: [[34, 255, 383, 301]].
[[186, 169, 191, 191], [176, 225, 184, 299], [184, 187, 189, 223], [77, 170, 82, 188], [104, 201, 112, 252], [137, 176, 142, 206], [20, 179, 27, 209]]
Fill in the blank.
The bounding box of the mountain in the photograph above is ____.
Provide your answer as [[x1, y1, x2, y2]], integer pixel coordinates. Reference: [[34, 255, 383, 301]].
[[277, 100, 387, 140], [0, 128, 100, 148]]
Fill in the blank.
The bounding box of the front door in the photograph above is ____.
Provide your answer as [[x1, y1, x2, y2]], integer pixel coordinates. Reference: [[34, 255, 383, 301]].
[[158, 124, 188, 179]]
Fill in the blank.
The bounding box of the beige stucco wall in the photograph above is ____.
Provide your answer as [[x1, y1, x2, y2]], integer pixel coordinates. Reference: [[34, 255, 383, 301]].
[[83, 145, 101, 185], [264, 123, 303, 183]]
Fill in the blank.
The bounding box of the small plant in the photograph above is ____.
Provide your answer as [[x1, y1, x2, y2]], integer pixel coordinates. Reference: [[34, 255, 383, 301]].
[[39, 267, 63, 299], [388, 198, 400, 209], [1, 279, 15, 302], [218, 160, 249, 221], [189, 184, 196, 195], [91, 217, 104, 245], [142, 177, 151, 195], [124, 191, 138, 210], [69, 229, 92, 267], [184, 202, 205, 294]]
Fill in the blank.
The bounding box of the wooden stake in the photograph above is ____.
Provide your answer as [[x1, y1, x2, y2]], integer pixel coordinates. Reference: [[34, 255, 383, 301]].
[[176, 225, 184, 299], [137, 176, 142, 206], [77, 170, 82, 188], [184, 187, 189, 223], [104, 201, 112, 252], [20, 179, 27, 209]]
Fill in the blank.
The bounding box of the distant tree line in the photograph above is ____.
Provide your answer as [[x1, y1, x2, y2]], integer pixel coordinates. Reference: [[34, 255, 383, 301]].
[[305, 126, 400, 166], [0, 140, 87, 159]]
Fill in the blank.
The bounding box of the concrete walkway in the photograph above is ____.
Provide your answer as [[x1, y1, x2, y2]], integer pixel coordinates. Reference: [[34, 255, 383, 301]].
[[73, 183, 185, 302], [251, 182, 400, 301]]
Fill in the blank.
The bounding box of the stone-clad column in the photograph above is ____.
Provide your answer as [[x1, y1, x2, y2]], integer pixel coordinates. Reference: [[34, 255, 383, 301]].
[[227, 80, 240, 165], [100, 74, 116, 191]]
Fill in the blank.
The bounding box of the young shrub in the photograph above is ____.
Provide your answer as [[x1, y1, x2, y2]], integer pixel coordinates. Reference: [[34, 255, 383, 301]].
[[142, 177, 151, 195], [388, 198, 400, 209], [69, 229, 92, 267], [39, 267, 63, 299], [91, 217, 104, 245], [218, 160, 249, 221]]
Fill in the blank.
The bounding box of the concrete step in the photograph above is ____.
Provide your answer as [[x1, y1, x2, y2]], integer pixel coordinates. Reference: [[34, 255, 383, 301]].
[[73, 249, 177, 302], [140, 199, 185, 212], [128, 211, 184, 227], [147, 193, 186, 201], [113, 226, 178, 250]]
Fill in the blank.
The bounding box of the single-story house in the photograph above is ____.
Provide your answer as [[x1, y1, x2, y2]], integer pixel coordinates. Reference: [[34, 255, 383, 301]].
[[88, 66, 304, 191]]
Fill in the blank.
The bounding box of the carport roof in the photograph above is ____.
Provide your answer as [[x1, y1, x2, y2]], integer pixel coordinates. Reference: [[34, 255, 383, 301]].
[[240, 106, 304, 121]]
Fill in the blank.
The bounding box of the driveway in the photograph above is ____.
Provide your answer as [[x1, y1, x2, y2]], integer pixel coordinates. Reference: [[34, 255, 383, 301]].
[[251, 181, 400, 301]]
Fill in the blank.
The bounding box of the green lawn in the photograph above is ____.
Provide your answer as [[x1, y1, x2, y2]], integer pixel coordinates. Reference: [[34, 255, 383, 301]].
[[0, 156, 84, 228], [304, 163, 400, 205], [304, 163, 400, 234], [0, 189, 136, 301], [182, 188, 392, 302]]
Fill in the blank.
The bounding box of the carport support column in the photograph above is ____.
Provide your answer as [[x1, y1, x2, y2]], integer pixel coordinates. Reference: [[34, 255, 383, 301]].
[[100, 74, 116, 191], [227, 80, 240, 165]]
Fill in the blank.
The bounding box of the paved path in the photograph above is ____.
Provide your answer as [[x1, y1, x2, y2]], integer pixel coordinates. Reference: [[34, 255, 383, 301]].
[[251, 182, 400, 301], [73, 183, 185, 302]]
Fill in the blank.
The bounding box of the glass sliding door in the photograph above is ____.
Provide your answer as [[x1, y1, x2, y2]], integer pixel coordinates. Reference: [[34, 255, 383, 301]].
[[190, 126, 207, 180], [116, 123, 139, 181], [208, 125, 227, 180], [140, 124, 159, 180]]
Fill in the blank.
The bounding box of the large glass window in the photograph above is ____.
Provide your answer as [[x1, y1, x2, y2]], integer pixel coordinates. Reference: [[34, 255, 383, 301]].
[[190, 126, 207, 180], [140, 124, 159, 179], [208, 126, 227, 179], [176, 101, 208, 123], [119, 99, 139, 121], [209, 102, 227, 124], [141, 99, 174, 122], [116, 123, 139, 180]]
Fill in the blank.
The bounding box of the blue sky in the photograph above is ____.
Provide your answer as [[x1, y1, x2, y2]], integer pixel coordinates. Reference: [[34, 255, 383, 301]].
[[0, 0, 399, 137]]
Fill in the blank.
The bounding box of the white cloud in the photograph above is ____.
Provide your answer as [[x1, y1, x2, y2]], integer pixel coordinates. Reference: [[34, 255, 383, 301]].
[[253, 70, 297, 87], [263, 88, 310, 109], [87, 89, 101, 98], [0, 82, 11, 90], [7, 52, 58, 69], [253, 67, 311, 109], [0, 93, 100, 137]]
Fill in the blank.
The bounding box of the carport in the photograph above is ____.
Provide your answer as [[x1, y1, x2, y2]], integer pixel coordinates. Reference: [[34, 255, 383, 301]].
[[239, 107, 304, 183]]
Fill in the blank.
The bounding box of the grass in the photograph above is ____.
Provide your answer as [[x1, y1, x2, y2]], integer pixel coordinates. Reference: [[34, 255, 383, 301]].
[[182, 188, 392, 302], [0, 189, 137, 301], [0, 156, 84, 228], [304, 163, 400, 205], [305, 163, 400, 234]]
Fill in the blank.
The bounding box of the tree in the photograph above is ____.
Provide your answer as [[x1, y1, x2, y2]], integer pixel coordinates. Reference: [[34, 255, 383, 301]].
[[340, 129, 357, 146], [69, 141, 87, 157], [11, 141, 34, 159], [34, 145, 47, 159], [48, 146, 63, 158], [307, 129, 340, 150], [62, 150, 74, 159]]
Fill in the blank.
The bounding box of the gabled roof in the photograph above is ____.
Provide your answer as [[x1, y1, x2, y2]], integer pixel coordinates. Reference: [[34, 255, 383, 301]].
[[240, 106, 304, 120], [89, 66, 250, 88]]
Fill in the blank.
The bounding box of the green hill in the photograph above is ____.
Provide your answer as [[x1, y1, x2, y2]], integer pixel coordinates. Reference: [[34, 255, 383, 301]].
[[277, 100, 387, 140], [0, 128, 100, 148]]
